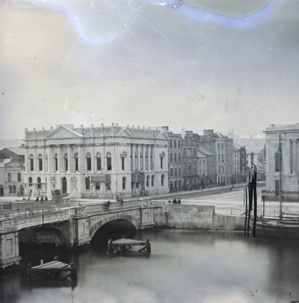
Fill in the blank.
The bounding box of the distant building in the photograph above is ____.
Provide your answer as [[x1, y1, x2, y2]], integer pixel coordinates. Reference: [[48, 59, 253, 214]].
[[181, 131, 201, 190], [23, 124, 169, 199], [167, 130, 183, 192], [0, 159, 24, 196], [239, 146, 247, 182], [0, 147, 25, 163], [198, 146, 217, 186], [199, 130, 233, 185], [264, 123, 299, 201]]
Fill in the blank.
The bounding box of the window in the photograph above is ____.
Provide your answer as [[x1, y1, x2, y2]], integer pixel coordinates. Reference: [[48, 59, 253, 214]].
[[121, 156, 125, 170], [122, 177, 126, 190], [74, 153, 79, 171], [12, 185, 16, 194], [8, 173, 11, 182], [174, 153, 177, 162], [174, 140, 177, 148], [275, 152, 280, 172], [64, 154, 68, 171], [170, 153, 173, 163], [151, 175, 154, 187], [29, 177, 32, 186], [38, 154, 43, 171], [54, 154, 58, 172], [95, 182, 100, 190], [86, 153, 91, 171], [178, 141, 180, 148], [170, 140, 173, 148], [179, 168, 181, 176], [170, 168, 173, 176], [146, 175, 150, 187], [107, 152, 112, 171], [160, 156, 163, 169], [9, 185, 12, 193], [178, 153, 181, 162], [161, 174, 164, 186], [30, 154, 34, 171], [218, 143, 220, 150], [18, 173, 21, 182], [96, 153, 101, 170], [37, 177, 41, 189], [175, 168, 177, 176], [85, 177, 90, 190]]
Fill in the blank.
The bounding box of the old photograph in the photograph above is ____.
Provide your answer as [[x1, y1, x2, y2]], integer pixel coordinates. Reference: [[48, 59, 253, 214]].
[[0, 0, 299, 302]]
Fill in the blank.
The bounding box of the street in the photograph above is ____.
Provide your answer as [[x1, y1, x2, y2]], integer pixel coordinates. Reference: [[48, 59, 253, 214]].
[[182, 187, 299, 219]]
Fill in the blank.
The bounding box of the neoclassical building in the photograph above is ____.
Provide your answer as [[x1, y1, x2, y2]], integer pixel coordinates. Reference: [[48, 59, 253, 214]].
[[264, 123, 299, 200], [23, 124, 169, 199]]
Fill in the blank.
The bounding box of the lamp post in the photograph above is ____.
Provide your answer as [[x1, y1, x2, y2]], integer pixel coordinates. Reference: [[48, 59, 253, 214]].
[[278, 134, 282, 221]]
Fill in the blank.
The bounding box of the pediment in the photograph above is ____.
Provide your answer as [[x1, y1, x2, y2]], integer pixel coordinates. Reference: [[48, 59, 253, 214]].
[[156, 131, 169, 140], [117, 128, 133, 138], [46, 126, 83, 140]]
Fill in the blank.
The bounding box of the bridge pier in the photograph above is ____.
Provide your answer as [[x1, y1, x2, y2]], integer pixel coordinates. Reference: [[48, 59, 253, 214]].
[[0, 220, 21, 269]]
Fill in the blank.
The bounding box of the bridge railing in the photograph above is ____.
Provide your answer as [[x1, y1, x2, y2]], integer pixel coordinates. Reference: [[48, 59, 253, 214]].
[[81, 199, 163, 215], [0, 208, 75, 231]]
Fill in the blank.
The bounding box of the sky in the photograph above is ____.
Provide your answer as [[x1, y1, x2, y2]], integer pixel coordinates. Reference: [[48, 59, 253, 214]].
[[0, 0, 298, 139]]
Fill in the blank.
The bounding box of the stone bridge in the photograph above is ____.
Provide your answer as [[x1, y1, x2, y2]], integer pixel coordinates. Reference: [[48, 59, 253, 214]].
[[0, 200, 164, 269], [0, 199, 245, 269]]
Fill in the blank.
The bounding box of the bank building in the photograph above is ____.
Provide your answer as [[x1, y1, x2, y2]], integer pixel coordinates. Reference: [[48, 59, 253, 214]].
[[23, 124, 169, 199]]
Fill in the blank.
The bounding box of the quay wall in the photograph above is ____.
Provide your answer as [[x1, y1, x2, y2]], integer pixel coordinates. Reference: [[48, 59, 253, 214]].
[[155, 203, 245, 230]]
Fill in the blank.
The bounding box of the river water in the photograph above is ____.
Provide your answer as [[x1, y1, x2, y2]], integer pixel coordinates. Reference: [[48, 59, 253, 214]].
[[1, 229, 299, 303]]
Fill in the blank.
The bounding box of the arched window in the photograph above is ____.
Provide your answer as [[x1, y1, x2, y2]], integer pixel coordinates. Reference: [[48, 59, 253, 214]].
[[96, 152, 101, 171], [106, 152, 112, 171], [86, 152, 91, 171], [38, 154, 43, 171], [13, 185, 16, 193], [151, 175, 154, 187], [85, 177, 90, 190], [29, 177, 33, 186], [122, 177, 126, 190], [29, 154, 34, 171], [161, 174, 164, 186], [37, 177, 41, 189]]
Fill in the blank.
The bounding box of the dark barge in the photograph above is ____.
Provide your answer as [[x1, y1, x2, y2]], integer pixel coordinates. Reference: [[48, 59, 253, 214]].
[[107, 238, 151, 258], [27, 258, 77, 282]]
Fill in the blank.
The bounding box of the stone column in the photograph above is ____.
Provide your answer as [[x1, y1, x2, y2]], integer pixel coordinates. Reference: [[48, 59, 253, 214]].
[[91, 145, 95, 173], [132, 144, 136, 171], [48, 146, 52, 173], [137, 145, 141, 170], [78, 146, 82, 173], [148, 145, 151, 171], [68, 145, 72, 173], [143, 145, 146, 171], [57, 145, 62, 173], [294, 140, 298, 174]]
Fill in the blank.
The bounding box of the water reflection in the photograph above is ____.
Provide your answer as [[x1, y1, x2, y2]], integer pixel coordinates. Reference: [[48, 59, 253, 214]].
[[1, 230, 299, 303]]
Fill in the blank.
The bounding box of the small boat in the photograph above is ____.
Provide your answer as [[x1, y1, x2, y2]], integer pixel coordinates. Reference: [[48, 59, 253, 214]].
[[26, 257, 77, 282], [107, 238, 151, 258]]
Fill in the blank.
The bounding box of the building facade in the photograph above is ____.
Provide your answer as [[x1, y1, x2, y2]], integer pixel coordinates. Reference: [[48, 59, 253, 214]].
[[167, 131, 183, 192], [23, 124, 169, 199], [181, 131, 200, 190], [0, 160, 24, 197], [199, 130, 233, 185], [264, 123, 299, 200]]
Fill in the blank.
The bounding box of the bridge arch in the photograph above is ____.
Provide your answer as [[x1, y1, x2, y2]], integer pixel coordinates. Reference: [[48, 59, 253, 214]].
[[89, 213, 139, 240], [19, 225, 66, 246]]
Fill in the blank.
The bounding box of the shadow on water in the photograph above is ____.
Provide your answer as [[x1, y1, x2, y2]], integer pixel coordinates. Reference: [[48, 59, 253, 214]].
[[90, 219, 137, 251]]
